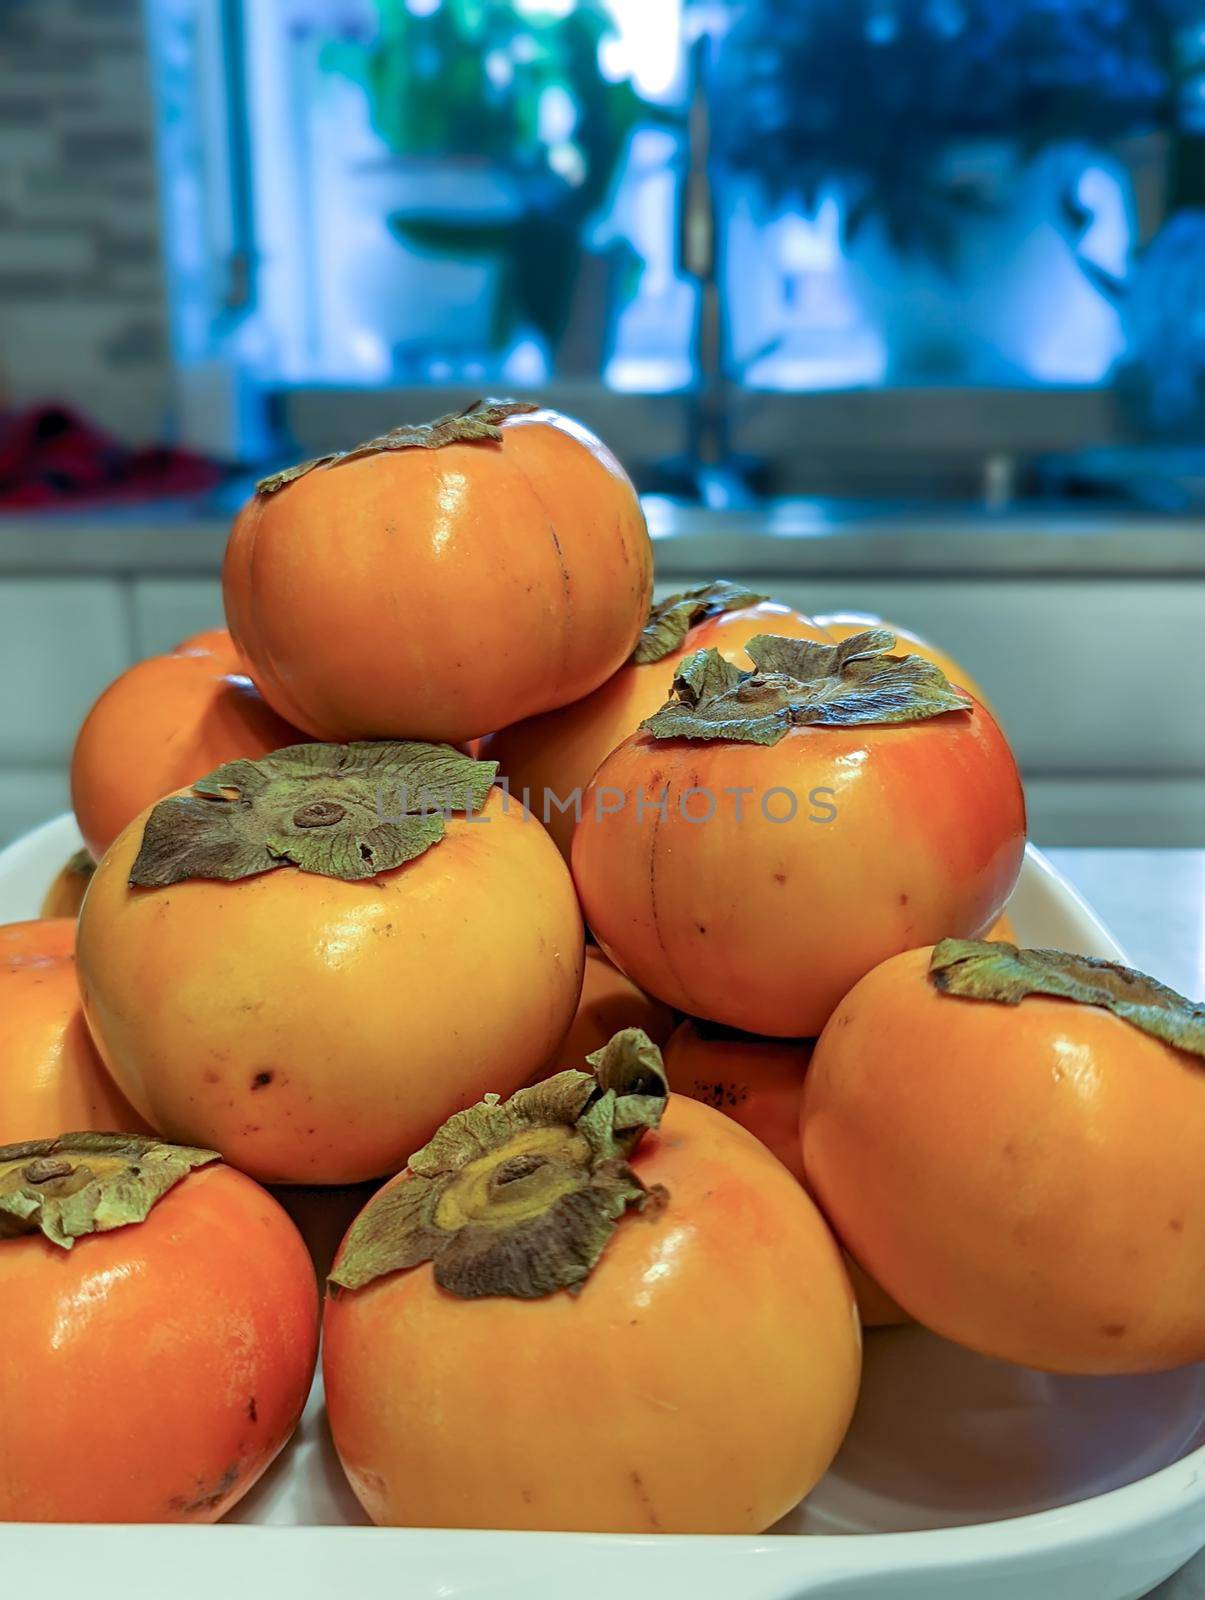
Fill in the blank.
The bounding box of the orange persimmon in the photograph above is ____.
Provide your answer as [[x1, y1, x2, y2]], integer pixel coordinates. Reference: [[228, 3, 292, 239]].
[[815, 611, 987, 705], [223, 401, 653, 744], [0, 1134, 317, 1521], [70, 629, 303, 861], [801, 940, 1205, 1375], [545, 946, 674, 1073], [76, 741, 584, 1185], [573, 631, 1025, 1037], [39, 848, 95, 920], [0, 919, 149, 1144], [323, 1032, 860, 1532], [486, 584, 831, 860], [663, 1019, 905, 1327]]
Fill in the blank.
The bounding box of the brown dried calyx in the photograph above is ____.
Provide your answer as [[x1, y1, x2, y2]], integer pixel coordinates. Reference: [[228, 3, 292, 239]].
[[929, 939, 1205, 1059], [329, 1029, 670, 1299], [256, 398, 540, 494], [0, 1134, 220, 1250], [632, 580, 770, 665], [128, 739, 497, 887], [640, 630, 972, 745]]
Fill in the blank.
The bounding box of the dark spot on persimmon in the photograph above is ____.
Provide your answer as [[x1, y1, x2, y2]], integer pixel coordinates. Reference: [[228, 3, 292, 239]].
[[1102, 1323, 1127, 1338], [247, 1397, 258, 1423], [899, 892, 909, 906], [1170, 1218, 1185, 1233], [697, 923, 708, 935], [203, 1069, 220, 1085], [251, 1071, 274, 1090]]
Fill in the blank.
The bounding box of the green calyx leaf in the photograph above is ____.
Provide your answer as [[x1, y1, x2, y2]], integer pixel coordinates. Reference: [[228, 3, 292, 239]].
[[329, 1028, 670, 1299], [256, 398, 540, 494], [66, 846, 96, 880], [129, 740, 498, 888], [640, 630, 972, 745], [929, 939, 1205, 1060], [631, 580, 770, 665], [0, 1134, 220, 1250]]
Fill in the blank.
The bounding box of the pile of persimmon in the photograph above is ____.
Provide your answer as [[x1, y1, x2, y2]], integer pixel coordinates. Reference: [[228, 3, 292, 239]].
[[6, 397, 1205, 1538]]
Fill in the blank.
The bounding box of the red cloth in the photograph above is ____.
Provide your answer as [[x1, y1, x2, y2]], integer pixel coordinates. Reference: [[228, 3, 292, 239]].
[[0, 404, 223, 509]]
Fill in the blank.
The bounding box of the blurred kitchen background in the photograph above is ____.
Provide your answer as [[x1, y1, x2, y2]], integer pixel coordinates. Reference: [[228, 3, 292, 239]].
[[1, 0, 1204, 847]]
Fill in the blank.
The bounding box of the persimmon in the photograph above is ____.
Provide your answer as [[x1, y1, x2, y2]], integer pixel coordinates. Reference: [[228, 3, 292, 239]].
[[70, 629, 303, 861], [545, 946, 674, 1073], [223, 400, 653, 744], [0, 1133, 317, 1521], [573, 631, 1025, 1037], [815, 611, 987, 705], [173, 627, 244, 667], [801, 940, 1205, 1375], [486, 582, 831, 859], [77, 741, 584, 1185], [323, 1031, 860, 1532], [663, 1019, 905, 1327], [39, 847, 94, 919], [0, 918, 149, 1144], [988, 908, 1017, 941]]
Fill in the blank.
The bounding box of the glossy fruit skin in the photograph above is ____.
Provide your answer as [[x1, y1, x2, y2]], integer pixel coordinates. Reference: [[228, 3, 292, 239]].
[[544, 946, 674, 1074], [572, 705, 1026, 1037], [485, 601, 830, 861], [323, 1095, 860, 1533], [76, 788, 585, 1184], [223, 410, 653, 744], [988, 909, 1017, 941], [663, 1020, 905, 1327], [801, 945, 1205, 1375], [815, 611, 987, 705], [70, 631, 303, 861], [0, 1163, 318, 1521], [0, 918, 150, 1144]]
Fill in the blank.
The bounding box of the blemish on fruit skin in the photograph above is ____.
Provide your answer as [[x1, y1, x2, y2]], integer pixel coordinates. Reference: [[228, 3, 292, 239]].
[[773, 872, 787, 886], [203, 1069, 220, 1085], [899, 892, 909, 906], [1102, 1323, 1127, 1338], [630, 1470, 661, 1530], [696, 923, 708, 935], [170, 1462, 239, 1515], [251, 1070, 274, 1090], [247, 1397, 258, 1423], [1170, 1218, 1185, 1233]]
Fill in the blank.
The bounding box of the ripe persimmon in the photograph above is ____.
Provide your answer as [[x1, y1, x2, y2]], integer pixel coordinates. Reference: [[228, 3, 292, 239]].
[[815, 611, 987, 705], [0, 918, 149, 1144], [323, 1031, 860, 1532], [544, 946, 674, 1073], [573, 631, 1025, 1036], [663, 1019, 905, 1327], [70, 629, 303, 861], [39, 848, 94, 919], [801, 940, 1205, 1374], [0, 1133, 317, 1521], [486, 583, 830, 859], [77, 741, 584, 1184], [223, 401, 653, 744]]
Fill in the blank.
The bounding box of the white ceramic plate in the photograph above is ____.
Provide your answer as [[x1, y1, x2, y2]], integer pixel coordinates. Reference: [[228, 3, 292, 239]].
[[3, 816, 1202, 1600]]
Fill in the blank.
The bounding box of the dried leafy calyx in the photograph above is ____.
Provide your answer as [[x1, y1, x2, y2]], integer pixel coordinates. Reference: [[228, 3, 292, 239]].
[[329, 1029, 669, 1299], [129, 740, 497, 887], [930, 939, 1205, 1060], [256, 398, 540, 494], [640, 630, 972, 745], [0, 1134, 220, 1250], [632, 580, 770, 665]]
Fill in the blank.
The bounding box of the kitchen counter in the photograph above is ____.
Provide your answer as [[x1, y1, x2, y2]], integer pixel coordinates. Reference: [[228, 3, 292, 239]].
[[1, 497, 1204, 577]]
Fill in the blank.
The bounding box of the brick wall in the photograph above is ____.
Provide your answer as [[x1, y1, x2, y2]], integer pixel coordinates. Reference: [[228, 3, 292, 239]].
[[0, 0, 172, 443]]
